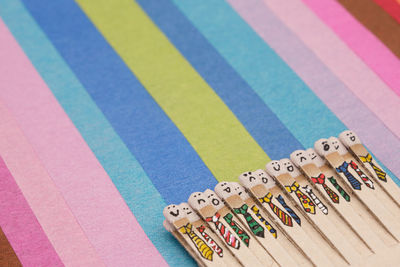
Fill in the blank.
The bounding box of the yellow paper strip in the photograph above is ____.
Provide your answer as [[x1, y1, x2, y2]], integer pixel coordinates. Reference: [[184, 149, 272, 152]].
[[76, 0, 269, 180]]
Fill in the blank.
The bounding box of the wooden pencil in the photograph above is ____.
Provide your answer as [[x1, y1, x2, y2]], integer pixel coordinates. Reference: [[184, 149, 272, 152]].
[[215, 181, 298, 267]]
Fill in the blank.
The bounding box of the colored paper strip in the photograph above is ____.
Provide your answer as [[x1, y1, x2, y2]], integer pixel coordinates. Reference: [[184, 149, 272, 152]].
[[20, 0, 216, 205], [227, 0, 400, 181], [336, 0, 400, 59], [76, 0, 270, 179], [172, 0, 399, 181], [0, 96, 104, 266], [373, 0, 400, 24], [171, 0, 343, 147], [0, 156, 63, 267], [0, 227, 22, 267], [11, 0, 207, 263], [136, 0, 303, 160], [302, 0, 400, 99], [263, 0, 400, 145], [0, 19, 167, 267]]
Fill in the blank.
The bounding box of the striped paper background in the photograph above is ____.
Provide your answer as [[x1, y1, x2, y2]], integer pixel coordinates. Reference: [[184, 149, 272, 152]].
[[0, 0, 399, 266]]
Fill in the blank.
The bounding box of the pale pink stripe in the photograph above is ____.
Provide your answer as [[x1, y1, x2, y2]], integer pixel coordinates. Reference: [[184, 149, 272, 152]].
[[0, 102, 105, 267], [0, 157, 63, 267], [303, 0, 400, 97], [263, 0, 400, 140], [0, 19, 166, 267]]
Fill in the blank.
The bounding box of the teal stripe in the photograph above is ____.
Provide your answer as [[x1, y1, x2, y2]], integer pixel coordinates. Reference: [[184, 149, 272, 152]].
[[0, 1, 193, 265], [173, 0, 344, 146], [171, 0, 398, 182]]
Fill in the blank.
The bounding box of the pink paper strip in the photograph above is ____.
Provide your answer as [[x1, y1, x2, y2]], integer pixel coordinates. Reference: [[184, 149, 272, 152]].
[[0, 157, 63, 267], [228, 0, 400, 177], [263, 0, 400, 140], [303, 0, 400, 98], [0, 19, 166, 267], [0, 102, 105, 266]]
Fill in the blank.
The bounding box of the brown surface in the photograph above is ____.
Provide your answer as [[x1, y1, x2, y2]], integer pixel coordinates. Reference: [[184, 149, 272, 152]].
[[251, 184, 268, 198], [276, 173, 292, 186], [338, 0, 400, 58], [225, 195, 244, 208], [326, 151, 342, 167], [293, 174, 310, 185], [173, 217, 190, 229], [199, 205, 216, 218], [350, 144, 368, 156], [0, 227, 22, 267], [302, 163, 320, 177]]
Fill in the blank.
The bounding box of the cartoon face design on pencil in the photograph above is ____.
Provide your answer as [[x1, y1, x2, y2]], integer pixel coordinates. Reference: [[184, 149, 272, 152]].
[[339, 130, 361, 147], [163, 204, 184, 223], [204, 189, 225, 210], [179, 203, 200, 222], [231, 182, 250, 199], [329, 137, 348, 156], [306, 148, 326, 167], [254, 169, 276, 189], [266, 160, 285, 177], [214, 182, 235, 200], [290, 150, 311, 167], [307, 149, 317, 161], [280, 158, 301, 177], [188, 192, 209, 211], [314, 138, 334, 156], [239, 171, 262, 189]]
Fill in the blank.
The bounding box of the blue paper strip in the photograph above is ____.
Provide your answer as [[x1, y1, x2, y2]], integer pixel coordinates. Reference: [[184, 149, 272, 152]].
[[137, 0, 303, 159]]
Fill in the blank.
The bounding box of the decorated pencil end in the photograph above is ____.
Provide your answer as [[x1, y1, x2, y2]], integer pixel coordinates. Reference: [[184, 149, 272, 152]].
[[188, 192, 209, 211], [214, 181, 235, 200], [204, 189, 225, 210], [164, 204, 184, 223], [314, 138, 333, 157], [230, 182, 250, 199], [290, 150, 311, 167], [339, 130, 361, 147], [266, 160, 285, 177], [280, 158, 301, 177], [239, 170, 264, 189], [306, 148, 326, 167], [179, 203, 200, 222], [254, 169, 276, 189], [328, 137, 348, 156]]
